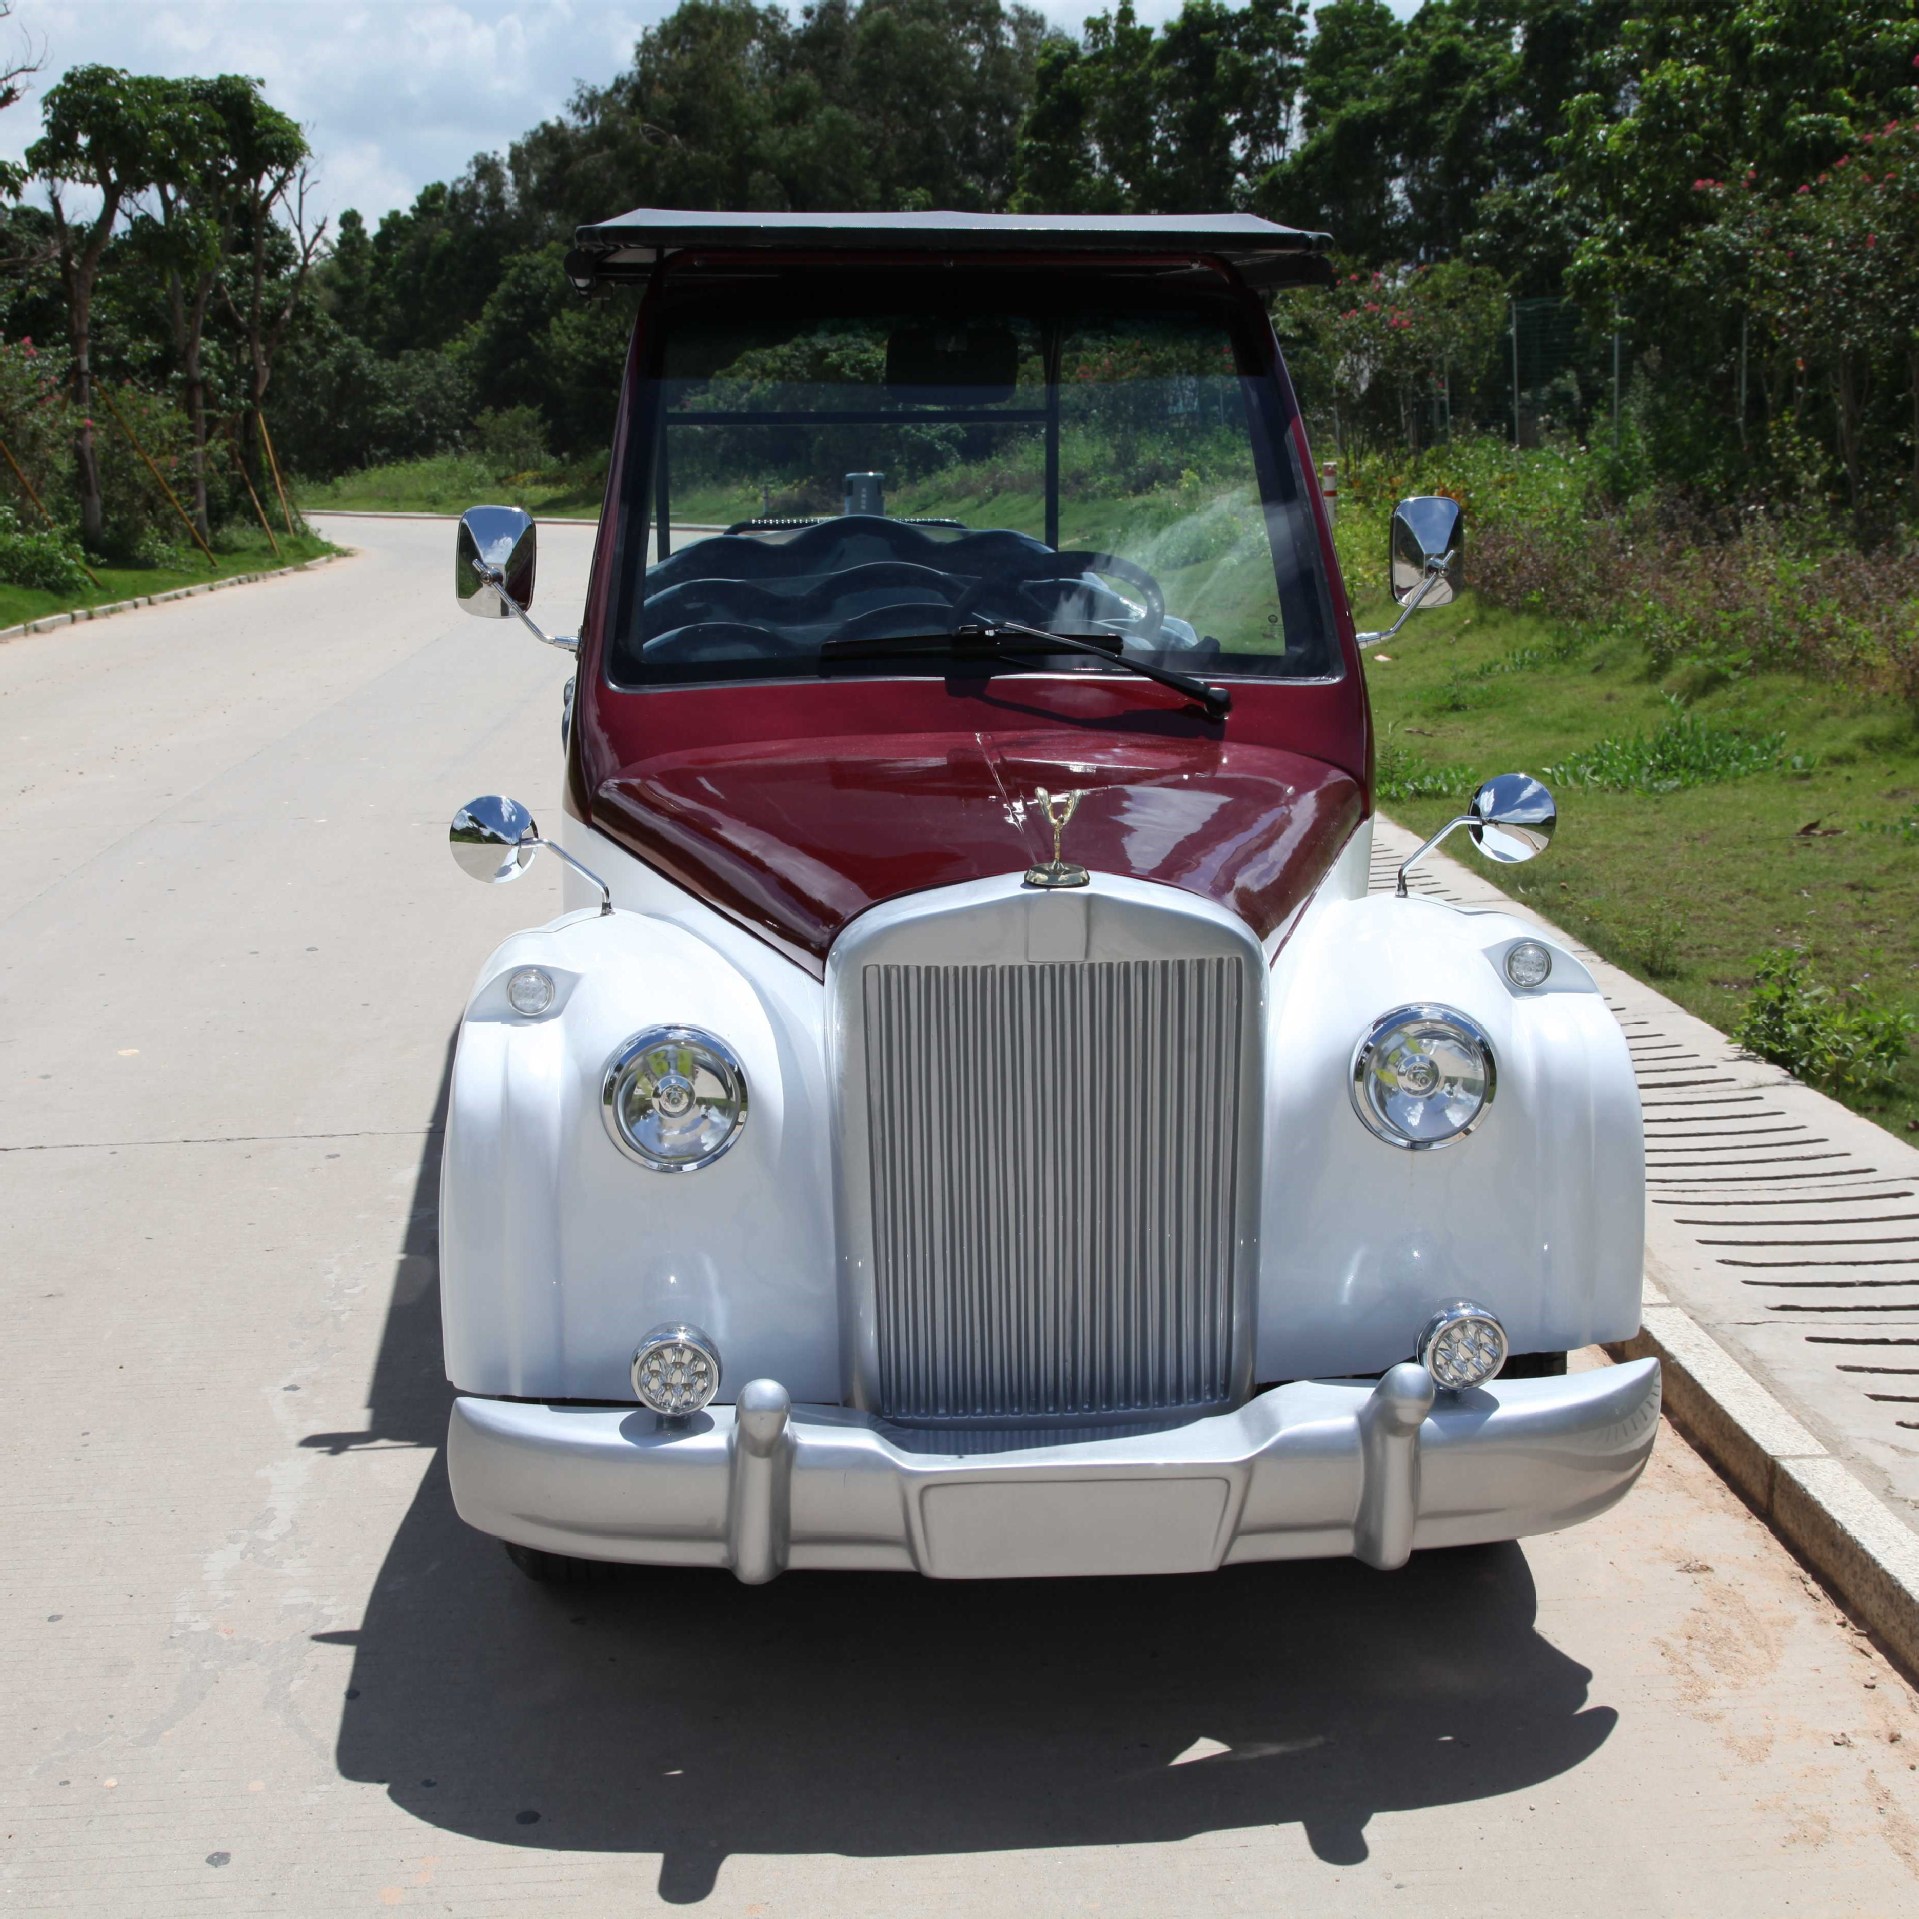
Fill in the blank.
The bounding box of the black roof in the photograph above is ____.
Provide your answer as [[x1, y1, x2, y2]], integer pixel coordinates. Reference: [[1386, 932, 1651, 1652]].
[[565, 208, 1334, 293]]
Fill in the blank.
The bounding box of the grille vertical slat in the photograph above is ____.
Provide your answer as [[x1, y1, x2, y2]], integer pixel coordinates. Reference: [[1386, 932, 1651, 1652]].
[[862, 956, 1245, 1421]]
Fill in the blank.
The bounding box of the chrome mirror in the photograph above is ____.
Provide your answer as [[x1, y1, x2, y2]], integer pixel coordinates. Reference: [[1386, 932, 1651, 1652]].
[[1390, 495, 1464, 607], [1358, 495, 1466, 649], [456, 506, 536, 619], [455, 507, 576, 653], [450, 794, 539, 883], [449, 794, 613, 914], [1393, 772, 1556, 897], [1468, 773, 1556, 865]]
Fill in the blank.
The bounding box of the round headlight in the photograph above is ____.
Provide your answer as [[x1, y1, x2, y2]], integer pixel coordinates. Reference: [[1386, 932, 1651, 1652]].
[[1351, 1004, 1496, 1150], [602, 1026, 748, 1171]]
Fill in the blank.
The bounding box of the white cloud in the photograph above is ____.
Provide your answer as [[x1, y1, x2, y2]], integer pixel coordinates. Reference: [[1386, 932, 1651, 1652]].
[[1, 0, 1424, 225], [1, 0, 661, 221]]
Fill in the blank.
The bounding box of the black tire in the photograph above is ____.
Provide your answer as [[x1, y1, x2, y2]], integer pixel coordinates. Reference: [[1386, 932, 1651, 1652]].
[[503, 1540, 602, 1585], [1500, 1350, 1569, 1379]]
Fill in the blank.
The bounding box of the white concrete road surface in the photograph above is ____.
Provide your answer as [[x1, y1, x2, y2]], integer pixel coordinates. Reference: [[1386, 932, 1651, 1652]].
[[5, 514, 1919, 1916]]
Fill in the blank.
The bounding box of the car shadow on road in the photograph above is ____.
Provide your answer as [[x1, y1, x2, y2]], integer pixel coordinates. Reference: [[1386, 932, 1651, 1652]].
[[325, 1053, 1620, 1904]]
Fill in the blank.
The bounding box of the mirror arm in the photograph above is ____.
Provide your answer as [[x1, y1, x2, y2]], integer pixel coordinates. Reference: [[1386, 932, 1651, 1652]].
[[533, 838, 613, 916], [1356, 551, 1454, 650], [1394, 814, 1473, 898], [472, 556, 579, 654]]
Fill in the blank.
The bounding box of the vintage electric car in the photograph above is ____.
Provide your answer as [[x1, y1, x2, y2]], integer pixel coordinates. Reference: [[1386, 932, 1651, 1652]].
[[441, 209, 1659, 1585]]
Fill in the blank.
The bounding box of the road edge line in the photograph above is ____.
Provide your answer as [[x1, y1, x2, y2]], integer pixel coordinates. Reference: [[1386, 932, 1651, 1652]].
[[1607, 1305, 1919, 1677], [0, 549, 349, 646]]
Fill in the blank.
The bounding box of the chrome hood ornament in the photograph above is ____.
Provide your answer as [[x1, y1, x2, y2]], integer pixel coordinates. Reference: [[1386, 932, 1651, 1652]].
[[1023, 787, 1090, 889]]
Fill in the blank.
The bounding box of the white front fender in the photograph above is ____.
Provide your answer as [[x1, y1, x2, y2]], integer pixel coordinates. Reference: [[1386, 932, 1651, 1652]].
[[439, 906, 838, 1401], [1254, 892, 1643, 1379]]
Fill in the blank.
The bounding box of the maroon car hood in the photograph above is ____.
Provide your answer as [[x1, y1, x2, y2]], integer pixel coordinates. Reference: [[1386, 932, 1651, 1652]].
[[594, 723, 1364, 974]]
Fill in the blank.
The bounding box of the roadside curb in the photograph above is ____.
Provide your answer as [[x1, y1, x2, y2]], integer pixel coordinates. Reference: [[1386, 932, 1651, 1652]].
[[0, 551, 347, 646], [1607, 1296, 1919, 1677]]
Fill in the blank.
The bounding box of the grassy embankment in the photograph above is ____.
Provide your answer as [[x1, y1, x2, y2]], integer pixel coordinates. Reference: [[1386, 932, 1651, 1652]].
[[0, 527, 337, 632], [1332, 468, 1917, 1136], [302, 453, 605, 519]]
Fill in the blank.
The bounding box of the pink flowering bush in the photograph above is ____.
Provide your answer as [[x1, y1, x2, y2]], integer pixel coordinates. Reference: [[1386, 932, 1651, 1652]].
[[1275, 260, 1508, 458], [1691, 120, 1919, 521]]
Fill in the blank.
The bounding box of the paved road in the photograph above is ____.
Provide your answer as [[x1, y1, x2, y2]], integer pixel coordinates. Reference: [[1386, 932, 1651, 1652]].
[[5, 514, 1919, 1916]]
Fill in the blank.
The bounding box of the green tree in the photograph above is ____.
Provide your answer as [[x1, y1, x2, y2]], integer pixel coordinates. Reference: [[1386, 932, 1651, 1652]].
[[1279, 256, 1509, 455], [27, 66, 204, 548], [1555, 0, 1917, 483], [1699, 116, 1919, 520], [0, 1, 40, 202], [216, 90, 324, 469], [138, 75, 297, 538], [1013, 0, 1306, 213]]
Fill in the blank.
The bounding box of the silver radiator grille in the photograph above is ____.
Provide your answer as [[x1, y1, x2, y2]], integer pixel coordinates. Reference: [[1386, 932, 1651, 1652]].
[[862, 956, 1246, 1421]]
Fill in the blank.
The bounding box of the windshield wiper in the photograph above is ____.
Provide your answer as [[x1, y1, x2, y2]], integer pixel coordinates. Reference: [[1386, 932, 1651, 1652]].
[[820, 618, 1231, 722]]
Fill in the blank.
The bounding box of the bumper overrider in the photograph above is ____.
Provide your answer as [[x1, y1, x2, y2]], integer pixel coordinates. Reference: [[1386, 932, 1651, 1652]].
[[448, 1358, 1661, 1582]]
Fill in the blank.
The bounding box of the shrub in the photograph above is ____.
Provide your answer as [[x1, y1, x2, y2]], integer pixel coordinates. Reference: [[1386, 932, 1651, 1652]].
[[1542, 699, 1784, 793], [475, 404, 549, 476], [1609, 908, 1685, 980], [1732, 950, 1913, 1099], [271, 324, 477, 479], [89, 384, 198, 563], [0, 335, 76, 525], [0, 503, 89, 593], [129, 525, 190, 570]]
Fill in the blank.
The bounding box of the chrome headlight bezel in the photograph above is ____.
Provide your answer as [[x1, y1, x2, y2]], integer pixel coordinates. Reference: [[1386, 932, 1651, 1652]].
[[1350, 1003, 1497, 1151], [601, 1025, 749, 1172]]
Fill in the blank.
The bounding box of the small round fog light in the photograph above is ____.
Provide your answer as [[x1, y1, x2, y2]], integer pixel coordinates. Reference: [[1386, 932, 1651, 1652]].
[[1504, 940, 1553, 990], [1418, 1302, 1509, 1389], [631, 1323, 722, 1416], [506, 966, 555, 1016]]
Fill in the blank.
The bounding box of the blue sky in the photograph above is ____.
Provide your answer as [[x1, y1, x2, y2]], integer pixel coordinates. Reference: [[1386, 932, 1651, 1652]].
[[1, 0, 1424, 225]]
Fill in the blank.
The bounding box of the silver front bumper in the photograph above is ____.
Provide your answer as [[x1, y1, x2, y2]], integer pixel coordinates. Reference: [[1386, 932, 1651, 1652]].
[[449, 1358, 1661, 1581]]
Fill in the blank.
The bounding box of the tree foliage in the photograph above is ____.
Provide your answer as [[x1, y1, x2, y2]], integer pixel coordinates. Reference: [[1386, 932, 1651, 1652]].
[[4, 0, 1919, 540]]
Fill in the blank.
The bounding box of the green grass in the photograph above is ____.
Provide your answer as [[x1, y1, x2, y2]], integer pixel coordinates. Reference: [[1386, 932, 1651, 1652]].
[[0, 528, 337, 631], [303, 453, 605, 519], [1359, 585, 1919, 1136]]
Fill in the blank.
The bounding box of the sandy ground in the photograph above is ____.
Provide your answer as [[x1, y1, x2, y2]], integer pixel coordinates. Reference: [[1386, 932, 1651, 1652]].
[[3, 515, 1918, 1915]]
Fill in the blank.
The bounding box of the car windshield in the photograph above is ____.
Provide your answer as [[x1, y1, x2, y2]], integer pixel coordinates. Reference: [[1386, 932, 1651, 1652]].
[[606, 273, 1339, 689]]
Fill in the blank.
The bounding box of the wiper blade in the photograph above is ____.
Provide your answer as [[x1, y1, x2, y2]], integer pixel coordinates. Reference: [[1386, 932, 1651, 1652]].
[[820, 619, 1231, 722]]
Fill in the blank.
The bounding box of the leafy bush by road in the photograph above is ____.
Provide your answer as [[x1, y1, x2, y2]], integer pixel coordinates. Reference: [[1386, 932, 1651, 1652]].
[[1733, 950, 1914, 1099], [0, 504, 90, 593]]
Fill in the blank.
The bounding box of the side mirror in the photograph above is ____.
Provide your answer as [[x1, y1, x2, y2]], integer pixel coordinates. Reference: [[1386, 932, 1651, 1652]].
[[456, 506, 537, 619], [1390, 495, 1464, 607], [449, 794, 613, 914], [1393, 771, 1556, 896], [1358, 495, 1466, 649], [450, 794, 539, 882], [1468, 772, 1556, 865]]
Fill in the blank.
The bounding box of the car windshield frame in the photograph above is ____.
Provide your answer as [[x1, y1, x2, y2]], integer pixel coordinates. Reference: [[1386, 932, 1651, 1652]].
[[602, 263, 1343, 696]]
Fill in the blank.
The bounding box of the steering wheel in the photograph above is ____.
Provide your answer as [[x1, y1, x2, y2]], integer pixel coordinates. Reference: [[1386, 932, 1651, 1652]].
[[826, 600, 970, 646], [953, 550, 1165, 648]]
